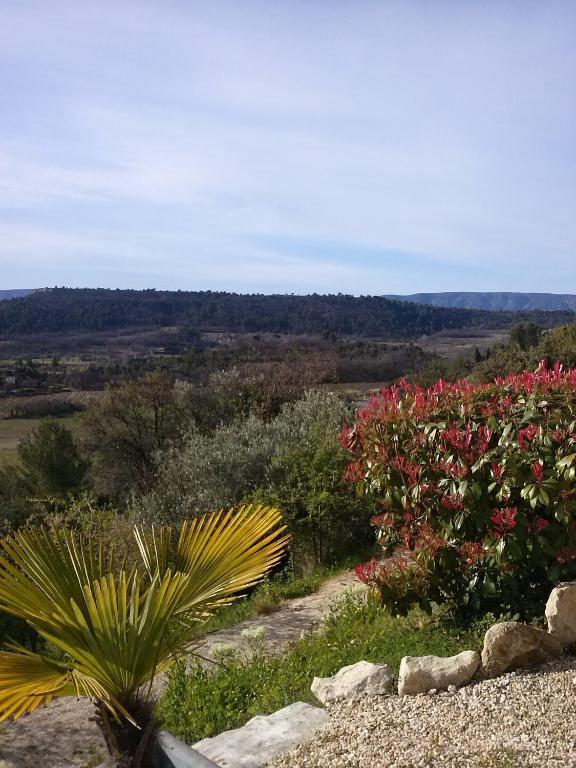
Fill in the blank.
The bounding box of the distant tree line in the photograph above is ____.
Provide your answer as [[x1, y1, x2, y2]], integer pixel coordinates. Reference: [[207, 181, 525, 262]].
[[0, 288, 573, 339]]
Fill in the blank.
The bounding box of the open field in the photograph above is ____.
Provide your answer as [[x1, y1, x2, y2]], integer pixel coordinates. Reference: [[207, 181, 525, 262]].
[[417, 328, 509, 357], [0, 391, 104, 419], [0, 415, 78, 463], [0, 448, 19, 467]]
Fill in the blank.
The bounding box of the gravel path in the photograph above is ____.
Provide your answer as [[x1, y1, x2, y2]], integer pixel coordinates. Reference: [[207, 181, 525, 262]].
[[269, 657, 576, 768], [0, 570, 360, 768]]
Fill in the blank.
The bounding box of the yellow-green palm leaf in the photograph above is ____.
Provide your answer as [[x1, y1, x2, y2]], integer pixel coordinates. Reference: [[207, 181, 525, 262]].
[[135, 503, 290, 614], [0, 504, 289, 723], [0, 646, 128, 721]]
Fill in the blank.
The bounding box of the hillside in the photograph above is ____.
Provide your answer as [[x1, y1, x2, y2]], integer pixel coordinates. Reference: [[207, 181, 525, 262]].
[[386, 292, 576, 311], [0, 288, 574, 340], [0, 289, 35, 301]]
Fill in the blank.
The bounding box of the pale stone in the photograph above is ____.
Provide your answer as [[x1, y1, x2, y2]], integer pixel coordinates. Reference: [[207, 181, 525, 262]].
[[546, 582, 576, 647], [480, 621, 563, 678], [398, 650, 480, 696], [311, 660, 394, 704], [193, 702, 329, 768]]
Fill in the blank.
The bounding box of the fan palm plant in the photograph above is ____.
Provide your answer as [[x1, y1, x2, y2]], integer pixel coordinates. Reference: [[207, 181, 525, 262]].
[[0, 504, 289, 767]]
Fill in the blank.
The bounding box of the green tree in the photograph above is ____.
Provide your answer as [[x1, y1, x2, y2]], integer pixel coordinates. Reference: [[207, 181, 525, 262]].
[[18, 418, 87, 496], [251, 443, 377, 567], [137, 389, 351, 528], [509, 321, 542, 351], [80, 372, 183, 495]]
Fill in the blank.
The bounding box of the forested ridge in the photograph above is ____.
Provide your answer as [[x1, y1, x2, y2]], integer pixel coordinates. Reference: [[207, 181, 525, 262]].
[[0, 288, 573, 339]]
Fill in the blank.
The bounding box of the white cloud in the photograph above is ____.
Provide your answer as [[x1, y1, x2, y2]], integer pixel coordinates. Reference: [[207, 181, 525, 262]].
[[1, 1, 576, 291]]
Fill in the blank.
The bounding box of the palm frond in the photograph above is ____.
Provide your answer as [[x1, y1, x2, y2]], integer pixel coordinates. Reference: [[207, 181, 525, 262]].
[[135, 504, 290, 615], [0, 504, 289, 723], [0, 527, 108, 627], [0, 647, 130, 722]]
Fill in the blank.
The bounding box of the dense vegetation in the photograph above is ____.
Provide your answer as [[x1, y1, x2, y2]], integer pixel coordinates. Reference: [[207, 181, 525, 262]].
[[345, 363, 576, 617], [0, 373, 378, 567], [474, 322, 576, 381], [0, 287, 573, 339]]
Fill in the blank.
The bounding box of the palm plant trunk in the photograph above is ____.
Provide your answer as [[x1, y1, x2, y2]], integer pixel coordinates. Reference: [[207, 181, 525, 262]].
[[95, 700, 156, 768]]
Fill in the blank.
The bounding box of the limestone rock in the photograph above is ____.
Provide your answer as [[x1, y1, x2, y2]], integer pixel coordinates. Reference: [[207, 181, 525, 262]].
[[311, 660, 394, 704], [481, 621, 563, 678], [546, 582, 576, 647], [193, 702, 329, 768], [398, 650, 480, 696]]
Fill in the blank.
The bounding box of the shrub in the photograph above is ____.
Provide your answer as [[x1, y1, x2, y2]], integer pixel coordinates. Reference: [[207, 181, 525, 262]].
[[343, 362, 576, 617], [138, 389, 352, 527], [251, 443, 378, 567], [18, 418, 87, 496]]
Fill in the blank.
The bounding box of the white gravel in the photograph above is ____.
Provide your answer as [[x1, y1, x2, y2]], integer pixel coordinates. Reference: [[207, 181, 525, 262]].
[[268, 657, 576, 768]]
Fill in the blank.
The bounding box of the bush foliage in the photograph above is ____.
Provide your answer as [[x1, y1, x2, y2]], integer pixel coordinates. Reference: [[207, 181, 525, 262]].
[[344, 362, 576, 617], [138, 390, 375, 568]]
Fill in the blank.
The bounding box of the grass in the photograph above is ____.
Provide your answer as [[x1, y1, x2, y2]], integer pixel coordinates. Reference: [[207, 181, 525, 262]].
[[158, 595, 491, 743]]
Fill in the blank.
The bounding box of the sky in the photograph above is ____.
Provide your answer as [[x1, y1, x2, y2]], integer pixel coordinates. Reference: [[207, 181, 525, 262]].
[[1, 1, 575, 295]]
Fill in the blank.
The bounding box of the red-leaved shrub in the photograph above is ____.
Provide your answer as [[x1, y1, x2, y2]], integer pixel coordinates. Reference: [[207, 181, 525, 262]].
[[343, 362, 576, 616]]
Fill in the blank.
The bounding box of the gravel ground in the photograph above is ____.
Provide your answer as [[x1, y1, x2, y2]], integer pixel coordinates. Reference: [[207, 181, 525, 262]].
[[269, 657, 576, 768]]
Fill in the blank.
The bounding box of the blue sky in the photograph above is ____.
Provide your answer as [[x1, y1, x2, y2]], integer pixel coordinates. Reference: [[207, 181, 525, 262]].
[[1, 1, 575, 294]]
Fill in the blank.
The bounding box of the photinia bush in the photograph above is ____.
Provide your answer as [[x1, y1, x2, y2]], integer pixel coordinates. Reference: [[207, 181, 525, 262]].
[[342, 361, 576, 617]]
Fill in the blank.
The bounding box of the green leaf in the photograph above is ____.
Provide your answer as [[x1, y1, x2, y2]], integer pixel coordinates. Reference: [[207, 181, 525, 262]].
[[557, 453, 576, 469]]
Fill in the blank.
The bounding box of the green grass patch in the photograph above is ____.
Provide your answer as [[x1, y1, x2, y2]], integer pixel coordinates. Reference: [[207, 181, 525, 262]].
[[158, 596, 490, 743]]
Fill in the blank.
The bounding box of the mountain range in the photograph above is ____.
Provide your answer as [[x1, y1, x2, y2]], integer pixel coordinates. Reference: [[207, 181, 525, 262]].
[[0, 287, 574, 340], [385, 292, 576, 311]]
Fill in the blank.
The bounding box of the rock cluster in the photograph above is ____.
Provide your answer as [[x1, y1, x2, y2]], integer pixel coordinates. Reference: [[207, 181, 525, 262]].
[[269, 658, 576, 768], [185, 581, 576, 768]]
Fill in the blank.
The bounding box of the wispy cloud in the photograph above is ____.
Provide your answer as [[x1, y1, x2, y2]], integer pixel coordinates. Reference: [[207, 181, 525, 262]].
[[1, 1, 575, 292]]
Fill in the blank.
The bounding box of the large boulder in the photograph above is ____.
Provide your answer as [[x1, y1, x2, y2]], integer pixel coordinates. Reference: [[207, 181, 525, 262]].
[[193, 702, 329, 768], [480, 621, 563, 678], [546, 582, 576, 647], [398, 650, 480, 696], [311, 660, 394, 704]]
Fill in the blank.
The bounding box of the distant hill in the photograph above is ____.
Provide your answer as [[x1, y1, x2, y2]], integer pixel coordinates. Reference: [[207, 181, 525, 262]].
[[0, 289, 35, 301], [0, 287, 573, 340], [385, 292, 576, 311]]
